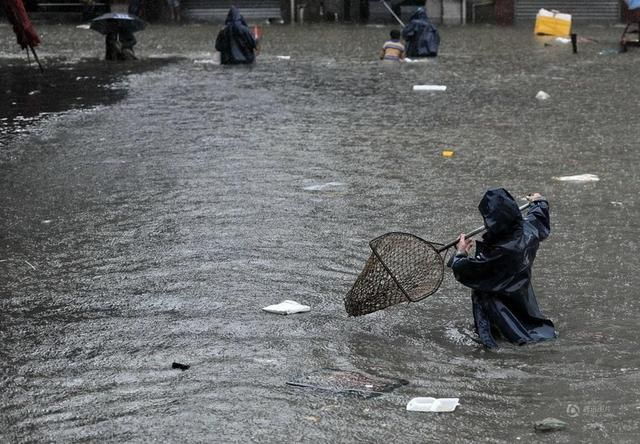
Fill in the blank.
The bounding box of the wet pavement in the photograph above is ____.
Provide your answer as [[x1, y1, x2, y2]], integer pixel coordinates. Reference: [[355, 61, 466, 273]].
[[1, 21, 640, 443]]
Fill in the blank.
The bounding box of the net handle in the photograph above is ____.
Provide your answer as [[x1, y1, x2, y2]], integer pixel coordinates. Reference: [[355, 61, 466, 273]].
[[436, 202, 531, 253]]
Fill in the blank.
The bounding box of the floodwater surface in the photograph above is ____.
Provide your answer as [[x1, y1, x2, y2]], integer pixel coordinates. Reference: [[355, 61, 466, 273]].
[[1, 22, 640, 443]]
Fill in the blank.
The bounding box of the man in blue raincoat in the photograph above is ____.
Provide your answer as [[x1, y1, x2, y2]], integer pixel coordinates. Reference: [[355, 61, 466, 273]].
[[401, 7, 440, 57], [448, 188, 557, 349], [215, 6, 257, 65]]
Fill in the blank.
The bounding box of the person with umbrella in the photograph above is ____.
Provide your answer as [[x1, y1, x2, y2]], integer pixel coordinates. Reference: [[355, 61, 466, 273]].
[[401, 7, 440, 58], [215, 6, 258, 65], [90, 10, 146, 60]]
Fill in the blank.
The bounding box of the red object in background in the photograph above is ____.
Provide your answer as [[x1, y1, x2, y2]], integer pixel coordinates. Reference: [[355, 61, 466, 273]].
[[252, 25, 262, 41], [1, 0, 42, 49]]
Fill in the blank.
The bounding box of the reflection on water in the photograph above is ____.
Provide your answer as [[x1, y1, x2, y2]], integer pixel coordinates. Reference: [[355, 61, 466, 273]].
[[1, 22, 640, 442]]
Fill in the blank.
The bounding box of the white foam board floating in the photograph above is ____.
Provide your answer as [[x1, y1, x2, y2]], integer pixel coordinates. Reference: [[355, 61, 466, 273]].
[[406, 397, 459, 412], [413, 85, 447, 92], [262, 300, 311, 315], [303, 182, 345, 191], [536, 90, 550, 100], [553, 174, 599, 182]]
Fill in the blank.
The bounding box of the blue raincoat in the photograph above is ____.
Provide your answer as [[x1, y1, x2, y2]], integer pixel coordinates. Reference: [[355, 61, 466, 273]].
[[215, 7, 257, 65], [448, 188, 557, 349], [401, 8, 440, 57]]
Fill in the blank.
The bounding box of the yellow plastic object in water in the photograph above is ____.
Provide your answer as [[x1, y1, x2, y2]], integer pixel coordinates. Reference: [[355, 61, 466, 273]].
[[534, 9, 571, 37], [442, 150, 455, 158]]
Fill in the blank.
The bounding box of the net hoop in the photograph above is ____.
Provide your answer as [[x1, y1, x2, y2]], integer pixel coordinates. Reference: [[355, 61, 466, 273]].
[[345, 232, 445, 316]]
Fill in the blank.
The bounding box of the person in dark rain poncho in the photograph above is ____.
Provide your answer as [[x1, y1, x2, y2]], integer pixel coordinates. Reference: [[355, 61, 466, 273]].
[[215, 7, 257, 65], [448, 188, 557, 349], [401, 7, 440, 57]]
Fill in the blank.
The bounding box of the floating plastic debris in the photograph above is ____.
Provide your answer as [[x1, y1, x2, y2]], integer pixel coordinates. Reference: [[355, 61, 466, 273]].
[[276, 55, 291, 60], [172, 362, 190, 371], [76, 24, 91, 29], [413, 85, 447, 91], [536, 91, 550, 100], [303, 182, 345, 191], [598, 48, 619, 56], [442, 150, 455, 157], [194, 59, 218, 65], [534, 9, 572, 37], [287, 368, 408, 398], [262, 300, 310, 315], [407, 397, 460, 412], [553, 174, 599, 182], [534, 417, 567, 432]]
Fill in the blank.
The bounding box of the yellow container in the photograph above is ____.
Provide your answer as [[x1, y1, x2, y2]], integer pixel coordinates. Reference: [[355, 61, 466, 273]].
[[442, 150, 455, 158], [534, 9, 571, 37]]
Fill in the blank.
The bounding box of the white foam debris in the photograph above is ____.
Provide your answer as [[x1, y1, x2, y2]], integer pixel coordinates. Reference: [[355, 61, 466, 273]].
[[413, 85, 447, 91], [276, 55, 291, 60], [193, 59, 218, 65], [262, 300, 310, 315], [407, 397, 460, 412], [303, 182, 345, 191], [553, 173, 600, 182], [76, 24, 91, 29], [536, 90, 550, 100]]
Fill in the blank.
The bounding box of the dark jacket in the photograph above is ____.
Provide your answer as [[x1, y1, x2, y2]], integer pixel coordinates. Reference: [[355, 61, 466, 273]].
[[448, 188, 557, 348], [215, 7, 257, 65], [401, 8, 440, 57]]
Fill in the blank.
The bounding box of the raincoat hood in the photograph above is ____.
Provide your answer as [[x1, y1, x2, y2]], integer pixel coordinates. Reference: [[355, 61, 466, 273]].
[[225, 6, 247, 26], [478, 188, 522, 237], [409, 7, 429, 22]]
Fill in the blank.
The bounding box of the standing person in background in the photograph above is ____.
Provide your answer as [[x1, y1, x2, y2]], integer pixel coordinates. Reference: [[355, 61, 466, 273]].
[[166, 0, 180, 23], [401, 7, 440, 57], [215, 7, 257, 65], [380, 29, 405, 62]]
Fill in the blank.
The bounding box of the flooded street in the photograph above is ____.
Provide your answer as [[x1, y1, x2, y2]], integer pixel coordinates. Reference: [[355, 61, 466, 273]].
[[2, 22, 640, 442]]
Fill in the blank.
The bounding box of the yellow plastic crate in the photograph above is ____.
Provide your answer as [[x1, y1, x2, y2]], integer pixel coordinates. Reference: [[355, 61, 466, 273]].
[[534, 9, 572, 37]]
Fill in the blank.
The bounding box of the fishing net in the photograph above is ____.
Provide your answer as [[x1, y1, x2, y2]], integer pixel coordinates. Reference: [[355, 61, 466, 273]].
[[344, 232, 446, 317]]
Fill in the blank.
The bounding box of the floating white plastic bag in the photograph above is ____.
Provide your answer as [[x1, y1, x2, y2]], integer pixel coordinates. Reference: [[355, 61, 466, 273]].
[[536, 90, 550, 100], [262, 300, 311, 315], [303, 182, 345, 191], [406, 397, 459, 412], [553, 173, 600, 182], [413, 85, 447, 92]]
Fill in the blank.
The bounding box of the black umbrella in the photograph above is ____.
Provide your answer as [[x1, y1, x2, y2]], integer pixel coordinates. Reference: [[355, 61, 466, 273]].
[[89, 13, 146, 35]]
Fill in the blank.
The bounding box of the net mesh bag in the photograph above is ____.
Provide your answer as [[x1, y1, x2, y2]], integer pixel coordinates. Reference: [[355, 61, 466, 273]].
[[344, 232, 445, 317]]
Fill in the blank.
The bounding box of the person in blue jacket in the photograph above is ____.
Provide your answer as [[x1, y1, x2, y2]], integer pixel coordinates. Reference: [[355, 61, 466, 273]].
[[401, 7, 440, 57], [448, 188, 557, 349], [215, 6, 257, 65]]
